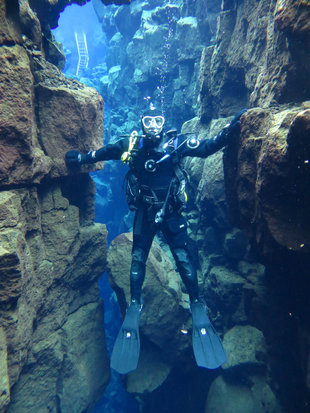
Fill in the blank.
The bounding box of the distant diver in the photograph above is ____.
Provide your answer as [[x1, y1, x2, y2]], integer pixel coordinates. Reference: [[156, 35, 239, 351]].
[[65, 107, 247, 374]]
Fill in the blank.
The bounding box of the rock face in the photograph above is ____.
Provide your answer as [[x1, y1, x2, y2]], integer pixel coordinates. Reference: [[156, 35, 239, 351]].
[[0, 0, 110, 411], [190, 0, 310, 411], [224, 105, 310, 261], [198, 0, 310, 120], [0, 39, 104, 186]]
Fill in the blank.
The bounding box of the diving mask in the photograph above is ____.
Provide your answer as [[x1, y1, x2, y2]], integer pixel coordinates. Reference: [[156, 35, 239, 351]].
[[142, 116, 165, 132]]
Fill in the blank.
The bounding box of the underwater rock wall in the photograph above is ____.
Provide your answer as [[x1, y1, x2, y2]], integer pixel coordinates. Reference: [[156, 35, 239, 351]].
[[198, 0, 310, 119], [0, 0, 111, 411], [193, 1, 310, 412], [182, 107, 310, 413]]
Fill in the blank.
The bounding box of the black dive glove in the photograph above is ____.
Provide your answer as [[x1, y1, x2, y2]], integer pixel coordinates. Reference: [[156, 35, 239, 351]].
[[216, 108, 247, 146], [65, 150, 87, 166]]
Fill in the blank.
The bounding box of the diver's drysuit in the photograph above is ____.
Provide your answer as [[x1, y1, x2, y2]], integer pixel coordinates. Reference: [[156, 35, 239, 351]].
[[66, 114, 242, 305], [65, 109, 245, 373]]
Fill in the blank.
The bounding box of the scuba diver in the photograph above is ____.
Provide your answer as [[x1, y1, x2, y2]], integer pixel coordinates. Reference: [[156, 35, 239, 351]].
[[65, 107, 246, 374]]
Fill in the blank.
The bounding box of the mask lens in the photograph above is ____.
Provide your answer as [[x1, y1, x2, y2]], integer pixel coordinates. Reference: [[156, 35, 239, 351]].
[[155, 116, 164, 128], [142, 116, 153, 128]]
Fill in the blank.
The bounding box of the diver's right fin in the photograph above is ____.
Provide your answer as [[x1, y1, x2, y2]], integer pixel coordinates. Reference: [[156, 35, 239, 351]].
[[110, 301, 142, 375]]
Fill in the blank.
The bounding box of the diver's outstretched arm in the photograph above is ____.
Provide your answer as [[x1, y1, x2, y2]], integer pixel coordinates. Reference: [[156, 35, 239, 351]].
[[181, 108, 247, 159], [65, 138, 128, 166]]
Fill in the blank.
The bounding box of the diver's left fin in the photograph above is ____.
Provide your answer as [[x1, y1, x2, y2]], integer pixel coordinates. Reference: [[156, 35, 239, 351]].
[[191, 301, 227, 369]]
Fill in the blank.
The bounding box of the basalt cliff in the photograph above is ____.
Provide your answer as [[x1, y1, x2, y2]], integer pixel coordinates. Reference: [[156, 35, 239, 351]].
[[0, 0, 310, 413], [0, 0, 116, 411]]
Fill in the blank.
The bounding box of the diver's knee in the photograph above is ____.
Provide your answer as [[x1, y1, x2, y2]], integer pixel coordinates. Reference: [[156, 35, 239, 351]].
[[173, 248, 190, 264], [132, 246, 148, 265], [131, 247, 147, 282]]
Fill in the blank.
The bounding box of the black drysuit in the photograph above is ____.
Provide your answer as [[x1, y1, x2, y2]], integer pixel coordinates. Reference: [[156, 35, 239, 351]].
[[82, 131, 231, 304]]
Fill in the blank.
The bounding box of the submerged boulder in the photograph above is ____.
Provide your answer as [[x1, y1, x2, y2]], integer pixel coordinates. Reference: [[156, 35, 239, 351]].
[[204, 266, 246, 326], [205, 375, 282, 413]]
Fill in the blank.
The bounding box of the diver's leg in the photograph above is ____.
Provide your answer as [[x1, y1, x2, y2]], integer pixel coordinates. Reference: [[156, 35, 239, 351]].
[[162, 214, 226, 369], [111, 207, 156, 373], [130, 207, 156, 304], [162, 213, 199, 301], [172, 248, 199, 301]]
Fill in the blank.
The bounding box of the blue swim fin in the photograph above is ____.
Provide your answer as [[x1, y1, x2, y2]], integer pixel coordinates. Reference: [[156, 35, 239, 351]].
[[191, 301, 227, 369], [110, 301, 142, 374]]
